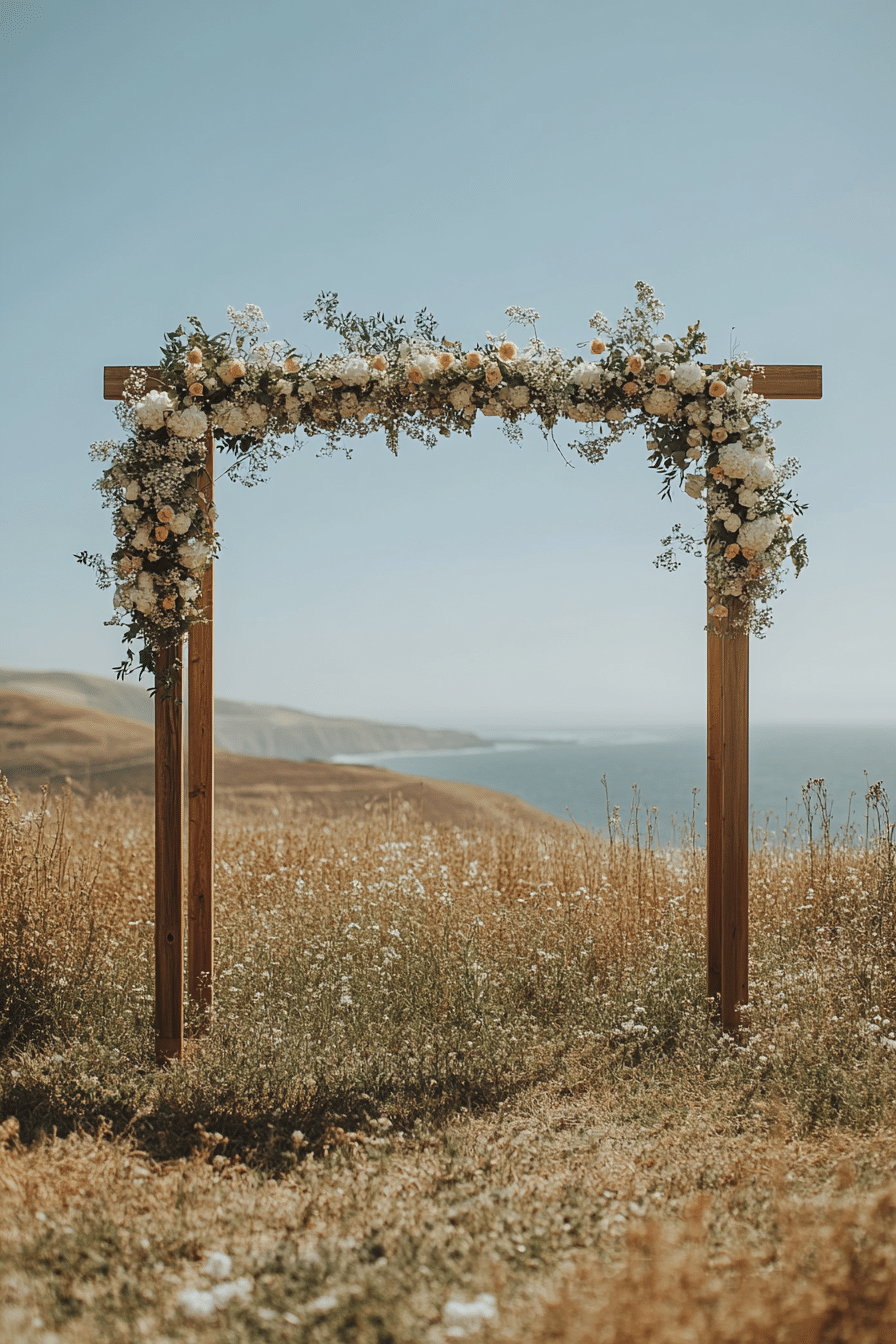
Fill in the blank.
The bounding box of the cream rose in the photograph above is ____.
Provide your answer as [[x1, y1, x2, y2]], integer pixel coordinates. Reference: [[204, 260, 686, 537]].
[[167, 406, 208, 438]]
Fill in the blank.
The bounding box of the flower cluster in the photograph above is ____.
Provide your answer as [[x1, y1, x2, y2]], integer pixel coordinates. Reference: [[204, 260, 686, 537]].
[[85, 287, 806, 672]]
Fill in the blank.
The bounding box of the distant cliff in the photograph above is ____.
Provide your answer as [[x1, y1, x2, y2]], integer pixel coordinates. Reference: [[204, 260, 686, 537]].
[[0, 669, 489, 760]]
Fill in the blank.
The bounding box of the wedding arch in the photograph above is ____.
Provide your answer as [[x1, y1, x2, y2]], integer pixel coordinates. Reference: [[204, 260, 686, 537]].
[[87, 285, 821, 1059]]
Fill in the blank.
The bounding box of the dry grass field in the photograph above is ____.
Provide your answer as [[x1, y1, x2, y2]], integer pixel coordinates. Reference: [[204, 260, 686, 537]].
[[1, 776, 895, 1343]]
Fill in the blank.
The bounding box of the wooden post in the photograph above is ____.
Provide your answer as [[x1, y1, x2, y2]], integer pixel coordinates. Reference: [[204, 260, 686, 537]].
[[706, 596, 750, 1035], [154, 641, 184, 1062], [188, 430, 215, 1023]]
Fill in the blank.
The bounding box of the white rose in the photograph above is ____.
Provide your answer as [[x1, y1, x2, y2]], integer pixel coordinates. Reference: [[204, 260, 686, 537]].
[[449, 383, 474, 410], [178, 578, 199, 604], [605, 406, 626, 422], [134, 389, 174, 431], [215, 402, 247, 435], [170, 512, 192, 535], [738, 515, 781, 554], [642, 388, 678, 416], [653, 338, 675, 356], [244, 401, 267, 427], [673, 362, 706, 394], [724, 514, 742, 532], [132, 525, 151, 550], [178, 538, 211, 570], [684, 474, 705, 498], [737, 488, 761, 509], [284, 395, 300, 421], [121, 504, 140, 523], [275, 379, 294, 397], [132, 571, 157, 614], [299, 380, 316, 401], [167, 406, 208, 438], [413, 353, 440, 380], [125, 481, 140, 501]]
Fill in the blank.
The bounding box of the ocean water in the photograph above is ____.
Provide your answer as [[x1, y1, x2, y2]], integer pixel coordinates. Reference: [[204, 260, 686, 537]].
[[335, 724, 895, 842]]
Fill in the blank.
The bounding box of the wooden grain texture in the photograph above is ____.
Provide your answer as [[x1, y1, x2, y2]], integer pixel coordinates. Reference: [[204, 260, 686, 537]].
[[104, 366, 168, 400], [188, 432, 215, 1023], [719, 599, 750, 1035], [105, 365, 823, 402], [706, 611, 724, 1006], [154, 642, 183, 1062]]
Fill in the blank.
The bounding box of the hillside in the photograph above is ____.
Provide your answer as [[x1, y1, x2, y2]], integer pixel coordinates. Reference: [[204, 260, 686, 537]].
[[0, 669, 489, 760], [0, 689, 556, 830]]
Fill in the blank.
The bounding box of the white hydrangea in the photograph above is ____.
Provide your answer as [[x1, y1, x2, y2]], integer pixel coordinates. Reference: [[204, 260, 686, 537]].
[[500, 384, 530, 410], [134, 390, 174, 430], [742, 455, 776, 490], [244, 401, 267, 427], [449, 384, 474, 410], [653, 337, 675, 355], [167, 406, 208, 438], [410, 352, 440, 379], [738, 487, 761, 510], [672, 362, 706, 394], [215, 403, 247, 435], [178, 538, 211, 570], [570, 362, 604, 389], [337, 355, 370, 386], [121, 504, 140, 524], [738, 515, 781, 554], [178, 578, 200, 604], [642, 388, 678, 416], [132, 572, 157, 614], [170, 512, 193, 535]]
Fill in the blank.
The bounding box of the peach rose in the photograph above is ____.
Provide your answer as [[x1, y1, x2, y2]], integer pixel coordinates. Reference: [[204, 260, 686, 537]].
[[438, 351, 455, 370], [407, 366, 424, 385], [654, 368, 672, 386], [741, 547, 757, 561], [709, 380, 727, 398], [154, 525, 169, 542], [711, 428, 728, 443], [371, 354, 387, 372], [189, 382, 204, 397], [465, 351, 482, 370], [485, 363, 502, 388], [284, 356, 301, 374], [628, 355, 645, 374], [157, 506, 175, 524], [783, 513, 794, 524], [623, 381, 639, 395], [725, 543, 741, 560], [186, 348, 203, 366], [590, 339, 606, 355], [498, 341, 517, 361], [710, 465, 727, 480], [162, 594, 176, 610], [229, 360, 246, 380], [709, 604, 729, 619]]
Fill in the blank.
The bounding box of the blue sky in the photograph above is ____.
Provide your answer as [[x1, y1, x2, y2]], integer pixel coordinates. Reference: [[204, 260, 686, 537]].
[[1, 0, 893, 729]]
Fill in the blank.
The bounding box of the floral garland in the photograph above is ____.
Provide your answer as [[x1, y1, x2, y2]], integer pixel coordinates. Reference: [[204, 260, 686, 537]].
[[83, 285, 806, 678]]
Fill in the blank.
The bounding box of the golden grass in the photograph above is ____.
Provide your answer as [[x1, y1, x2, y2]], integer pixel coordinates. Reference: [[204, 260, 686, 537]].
[[0, 778, 894, 1341]]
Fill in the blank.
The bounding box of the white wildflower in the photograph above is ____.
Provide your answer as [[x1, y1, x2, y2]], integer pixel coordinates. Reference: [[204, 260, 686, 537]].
[[337, 355, 370, 386], [570, 361, 604, 390]]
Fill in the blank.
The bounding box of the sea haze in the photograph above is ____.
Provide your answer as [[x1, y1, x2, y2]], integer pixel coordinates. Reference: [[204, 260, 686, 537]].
[[334, 723, 896, 842]]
